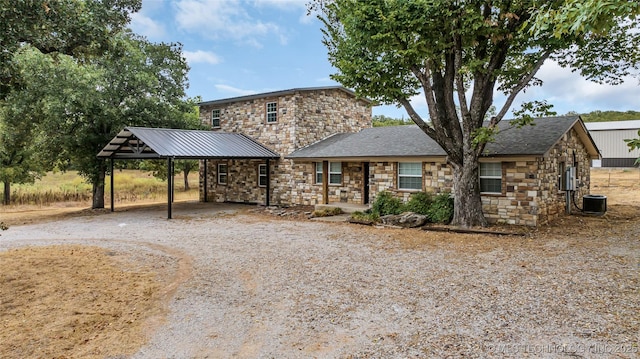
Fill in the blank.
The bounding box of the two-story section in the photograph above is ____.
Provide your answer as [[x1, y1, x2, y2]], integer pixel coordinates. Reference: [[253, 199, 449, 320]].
[[197, 86, 372, 205]]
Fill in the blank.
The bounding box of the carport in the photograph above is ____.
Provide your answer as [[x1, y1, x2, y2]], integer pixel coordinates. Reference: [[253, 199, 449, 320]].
[[97, 127, 279, 219]]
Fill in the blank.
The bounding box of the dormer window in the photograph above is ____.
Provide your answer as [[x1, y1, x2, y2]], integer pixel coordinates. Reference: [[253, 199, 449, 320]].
[[266, 102, 277, 123], [211, 109, 221, 128]]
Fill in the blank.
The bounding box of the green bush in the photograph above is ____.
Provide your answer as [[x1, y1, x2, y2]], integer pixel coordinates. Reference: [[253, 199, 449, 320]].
[[312, 207, 343, 217], [371, 191, 404, 216], [350, 210, 379, 223], [404, 191, 433, 215], [427, 192, 454, 224]]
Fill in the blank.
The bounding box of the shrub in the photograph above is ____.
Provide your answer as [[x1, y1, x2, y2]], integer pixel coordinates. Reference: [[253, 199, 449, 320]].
[[404, 191, 433, 215], [350, 210, 379, 223], [427, 192, 454, 224], [371, 191, 404, 216], [312, 207, 343, 217]]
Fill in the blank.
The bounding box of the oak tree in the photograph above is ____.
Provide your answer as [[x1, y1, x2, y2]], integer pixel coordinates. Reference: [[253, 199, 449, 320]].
[[313, 0, 640, 227]]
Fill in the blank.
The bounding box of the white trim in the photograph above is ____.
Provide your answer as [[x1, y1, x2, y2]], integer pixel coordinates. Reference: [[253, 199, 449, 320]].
[[217, 163, 228, 185], [211, 109, 221, 128], [479, 162, 502, 194], [329, 161, 342, 185], [258, 164, 267, 187], [266, 102, 277, 123], [397, 162, 422, 190]]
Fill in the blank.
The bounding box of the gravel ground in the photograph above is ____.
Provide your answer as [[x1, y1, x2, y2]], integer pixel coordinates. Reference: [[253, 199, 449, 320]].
[[1, 203, 638, 358]]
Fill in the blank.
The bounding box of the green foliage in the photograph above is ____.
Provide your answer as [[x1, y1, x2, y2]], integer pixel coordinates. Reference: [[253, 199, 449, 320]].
[[350, 210, 379, 223], [6, 32, 195, 208], [403, 191, 433, 215], [530, 0, 639, 38], [372, 115, 412, 127], [0, 0, 141, 99], [371, 191, 404, 216], [581, 110, 640, 122], [365, 190, 454, 224], [426, 192, 455, 224]]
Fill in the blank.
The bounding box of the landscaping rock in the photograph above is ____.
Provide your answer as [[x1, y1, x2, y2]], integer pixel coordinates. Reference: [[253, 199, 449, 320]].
[[380, 212, 428, 228]]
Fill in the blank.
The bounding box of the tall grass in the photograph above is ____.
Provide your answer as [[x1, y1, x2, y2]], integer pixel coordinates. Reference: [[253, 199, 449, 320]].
[[1, 170, 199, 207]]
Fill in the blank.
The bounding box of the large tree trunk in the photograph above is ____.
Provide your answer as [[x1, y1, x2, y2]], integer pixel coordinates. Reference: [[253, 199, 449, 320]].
[[3, 181, 10, 205], [183, 168, 190, 191], [450, 158, 488, 228], [92, 165, 106, 209]]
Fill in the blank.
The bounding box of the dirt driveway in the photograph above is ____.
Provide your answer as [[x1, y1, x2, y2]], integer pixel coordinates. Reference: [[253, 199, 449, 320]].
[[1, 200, 638, 358]]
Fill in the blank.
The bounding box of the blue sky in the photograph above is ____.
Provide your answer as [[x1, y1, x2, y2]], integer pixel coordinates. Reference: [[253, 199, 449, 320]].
[[130, 0, 639, 119]]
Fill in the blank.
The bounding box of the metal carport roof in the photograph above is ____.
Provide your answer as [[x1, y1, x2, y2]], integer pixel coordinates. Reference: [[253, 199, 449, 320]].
[[97, 127, 279, 219], [98, 127, 279, 159]]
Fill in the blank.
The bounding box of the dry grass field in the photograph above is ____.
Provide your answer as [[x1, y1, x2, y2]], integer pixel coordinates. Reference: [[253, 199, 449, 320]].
[[0, 167, 638, 358]]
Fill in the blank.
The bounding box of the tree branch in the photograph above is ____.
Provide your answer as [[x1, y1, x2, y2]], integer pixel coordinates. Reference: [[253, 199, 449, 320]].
[[494, 49, 553, 122]]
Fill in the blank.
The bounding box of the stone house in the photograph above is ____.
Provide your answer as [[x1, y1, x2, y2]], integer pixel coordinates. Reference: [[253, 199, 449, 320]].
[[198, 87, 600, 226]]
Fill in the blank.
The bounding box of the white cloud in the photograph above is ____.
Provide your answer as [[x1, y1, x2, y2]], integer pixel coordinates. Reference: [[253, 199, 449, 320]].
[[130, 12, 166, 39], [215, 84, 257, 96], [252, 0, 306, 10], [507, 60, 640, 114], [183, 50, 222, 65], [174, 0, 284, 47]]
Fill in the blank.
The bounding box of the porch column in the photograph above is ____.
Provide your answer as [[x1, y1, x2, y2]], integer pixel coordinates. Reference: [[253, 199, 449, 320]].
[[322, 160, 329, 205], [203, 159, 208, 203]]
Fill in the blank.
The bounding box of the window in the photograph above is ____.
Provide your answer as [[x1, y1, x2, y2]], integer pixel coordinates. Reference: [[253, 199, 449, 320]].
[[266, 102, 277, 123], [315, 162, 342, 185], [329, 162, 342, 185], [217, 163, 228, 185], [211, 109, 220, 128], [315, 162, 323, 184], [258, 164, 267, 187], [398, 162, 422, 190], [479, 162, 502, 193]]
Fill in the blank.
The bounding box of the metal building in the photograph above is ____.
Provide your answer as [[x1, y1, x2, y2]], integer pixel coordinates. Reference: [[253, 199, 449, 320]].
[[585, 120, 640, 167]]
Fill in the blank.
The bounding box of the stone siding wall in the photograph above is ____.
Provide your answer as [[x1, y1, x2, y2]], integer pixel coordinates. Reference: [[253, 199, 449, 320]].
[[199, 159, 268, 204], [198, 88, 371, 205], [534, 128, 591, 225]]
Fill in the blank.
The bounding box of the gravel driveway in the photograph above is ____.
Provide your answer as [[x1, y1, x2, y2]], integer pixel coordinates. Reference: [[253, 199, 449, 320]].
[[1, 203, 638, 358]]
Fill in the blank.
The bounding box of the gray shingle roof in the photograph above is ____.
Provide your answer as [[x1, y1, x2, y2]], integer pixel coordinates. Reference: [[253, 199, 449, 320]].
[[288, 116, 597, 159], [98, 127, 279, 159]]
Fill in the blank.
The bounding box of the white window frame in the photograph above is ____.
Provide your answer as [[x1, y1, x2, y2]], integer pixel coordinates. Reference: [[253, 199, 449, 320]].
[[315, 162, 323, 184], [258, 164, 267, 187], [397, 162, 423, 190], [217, 163, 228, 185], [211, 109, 221, 128], [479, 162, 502, 194], [329, 162, 342, 185], [266, 102, 277, 123]]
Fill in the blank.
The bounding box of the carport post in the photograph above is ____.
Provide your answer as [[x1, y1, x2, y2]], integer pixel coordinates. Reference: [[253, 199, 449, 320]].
[[167, 157, 173, 219], [110, 158, 115, 212], [203, 159, 208, 202]]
